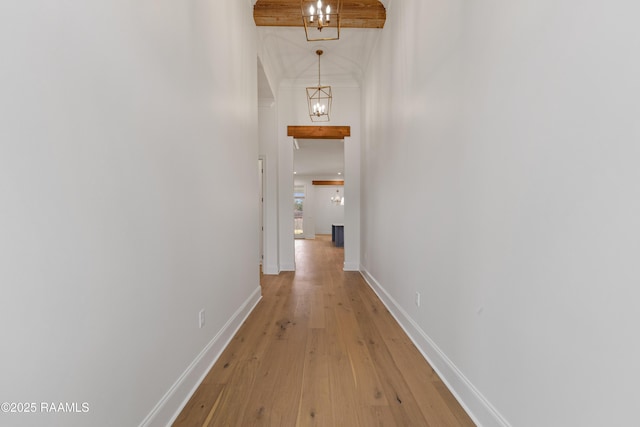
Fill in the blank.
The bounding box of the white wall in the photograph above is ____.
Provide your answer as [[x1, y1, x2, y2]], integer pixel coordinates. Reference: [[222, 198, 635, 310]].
[[259, 102, 279, 274], [313, 185, 345, 234], [277, 84, 361, 271], [362, 1, 640, 426], [0, 2, 260, 426]]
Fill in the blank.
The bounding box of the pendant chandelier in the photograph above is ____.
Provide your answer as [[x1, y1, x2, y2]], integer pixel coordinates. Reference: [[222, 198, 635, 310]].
[[306, 49, 332, 122], [331, 189, 344, 206], [301, 0, 340, 41]]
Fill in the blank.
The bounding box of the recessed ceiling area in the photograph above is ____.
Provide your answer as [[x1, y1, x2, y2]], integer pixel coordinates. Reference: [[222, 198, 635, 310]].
[[258, 27, 382, 86], [294, 139, 344, 176]]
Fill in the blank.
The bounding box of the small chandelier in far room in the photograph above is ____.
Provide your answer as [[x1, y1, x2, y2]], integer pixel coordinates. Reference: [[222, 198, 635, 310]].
[[331, 189, 344, 205], [306, 49, 332, 122], [301, 0, 340, 41]]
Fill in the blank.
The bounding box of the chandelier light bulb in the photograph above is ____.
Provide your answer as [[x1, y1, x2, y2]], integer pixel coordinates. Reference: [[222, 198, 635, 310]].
[[312, 102, 325, 116], [301, 0, 340, 41]]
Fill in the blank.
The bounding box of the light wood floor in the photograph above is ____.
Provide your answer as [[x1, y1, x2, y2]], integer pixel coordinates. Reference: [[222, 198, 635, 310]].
[[173, 235, 475, 426]]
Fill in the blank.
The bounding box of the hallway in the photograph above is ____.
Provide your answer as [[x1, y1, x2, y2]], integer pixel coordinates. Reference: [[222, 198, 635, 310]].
[[173, 236, 475, 426]]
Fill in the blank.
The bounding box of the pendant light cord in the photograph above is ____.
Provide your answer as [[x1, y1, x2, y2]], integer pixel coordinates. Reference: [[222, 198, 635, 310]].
[[317, 50, 323, 87]]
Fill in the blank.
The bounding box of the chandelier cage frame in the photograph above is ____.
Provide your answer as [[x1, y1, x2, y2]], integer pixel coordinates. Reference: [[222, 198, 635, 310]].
[[306, 49, 332, 122], [301, 0, 341, 41]]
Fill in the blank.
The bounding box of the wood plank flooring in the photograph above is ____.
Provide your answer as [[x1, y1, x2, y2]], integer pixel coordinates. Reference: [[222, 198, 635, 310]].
[[173, 235, 475, 427]]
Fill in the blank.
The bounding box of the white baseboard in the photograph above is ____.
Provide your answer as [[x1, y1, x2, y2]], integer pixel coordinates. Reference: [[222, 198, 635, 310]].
[[139, 286, 262, 427], [359, 267, 511, 427], [280, 262, 295, 271], [262, 263, 280, 275], [343, 261, 360, 271]]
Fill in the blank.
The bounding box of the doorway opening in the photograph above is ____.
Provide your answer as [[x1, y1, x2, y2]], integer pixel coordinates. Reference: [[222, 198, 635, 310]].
[[259, 157, 265, 267], [293, 139, 344, 247], [294, 184, 305, 238], [287, 125, 352, 271]]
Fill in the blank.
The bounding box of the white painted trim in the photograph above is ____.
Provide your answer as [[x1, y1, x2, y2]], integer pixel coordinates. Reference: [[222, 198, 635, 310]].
[[139, 286, 262, 427], [280, 262, 296, 271], [343, 261, 360, 271], [262, 264, 280, 275], [359, 267, 511, 427]]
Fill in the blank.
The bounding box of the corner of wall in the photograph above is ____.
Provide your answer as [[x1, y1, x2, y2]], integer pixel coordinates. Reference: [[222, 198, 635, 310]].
[[139, 287, 262, 427], [279, 263, 296, 272], [343, 262, 360, 271], [359, 267, 511, 427], [262, 264, 280, 275]]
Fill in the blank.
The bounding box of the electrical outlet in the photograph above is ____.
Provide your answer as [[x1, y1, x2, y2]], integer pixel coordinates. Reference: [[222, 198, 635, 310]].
[[415, 292, 421, 307], [198, 309, 205, 328]]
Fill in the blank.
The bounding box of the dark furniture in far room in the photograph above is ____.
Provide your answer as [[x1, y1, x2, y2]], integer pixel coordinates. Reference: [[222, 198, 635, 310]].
[[332, 224, 344, 247]]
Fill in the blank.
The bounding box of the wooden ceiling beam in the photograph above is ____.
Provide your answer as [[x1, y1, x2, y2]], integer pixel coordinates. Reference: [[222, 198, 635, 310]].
[[288, 125, 351, 139], [253, 0, 386, 28], [312, 180, 344, 185]]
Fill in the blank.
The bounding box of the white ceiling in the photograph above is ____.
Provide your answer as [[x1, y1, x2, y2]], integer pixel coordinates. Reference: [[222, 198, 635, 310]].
[[257, 26, 381, 90], [294, 138, 344, 177]]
